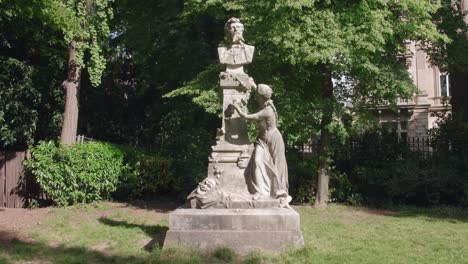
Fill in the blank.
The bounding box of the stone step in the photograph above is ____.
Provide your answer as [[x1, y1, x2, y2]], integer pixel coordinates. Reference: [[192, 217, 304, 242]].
[[164, 229, 304, 255], [169, 208, 301, 231]]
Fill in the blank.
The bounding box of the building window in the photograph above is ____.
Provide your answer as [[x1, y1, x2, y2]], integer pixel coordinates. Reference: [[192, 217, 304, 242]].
[[440, 73, 450, 97], [382, 120, 408, 141]]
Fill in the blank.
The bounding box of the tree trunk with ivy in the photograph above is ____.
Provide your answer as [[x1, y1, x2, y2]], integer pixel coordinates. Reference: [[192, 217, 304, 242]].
[[27, 1, 115, 146], [314, 64, 334, 208], [60, 40, 81, 146]]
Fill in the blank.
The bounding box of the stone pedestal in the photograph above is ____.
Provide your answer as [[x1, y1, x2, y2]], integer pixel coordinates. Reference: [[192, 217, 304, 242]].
[[205, 72, 253, 201], [163, 208, 304, 255]]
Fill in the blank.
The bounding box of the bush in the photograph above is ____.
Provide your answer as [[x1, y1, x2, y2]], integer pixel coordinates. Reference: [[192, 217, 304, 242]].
[[0, 57, 38, 149], [287, 119, 468, 208], [340, 121, 468, 207], [25, 141, 177, 205], [287, 154, 317, 204], [25, 141, 124, 206], [114, 146, 174, 199], [429, 114, 468, 207]]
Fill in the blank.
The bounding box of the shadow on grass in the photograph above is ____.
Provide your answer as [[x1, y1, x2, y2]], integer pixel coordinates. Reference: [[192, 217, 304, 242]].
[[124, 198, 181, 213], [0, 230, 20, 245], [395, 206, 468, 223], [2, 239, 148, 264], [0, 231, 202, 264], [349, 205, 468, 223], [98, 217, 168, 250]]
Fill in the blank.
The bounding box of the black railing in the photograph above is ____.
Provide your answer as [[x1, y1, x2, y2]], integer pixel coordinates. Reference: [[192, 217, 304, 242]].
[[287, 136, 433, 158]]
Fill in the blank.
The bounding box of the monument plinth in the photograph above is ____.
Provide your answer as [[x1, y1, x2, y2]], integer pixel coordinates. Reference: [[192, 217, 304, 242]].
[[163, 208, 304, 255], [163, 17, 304, 255]]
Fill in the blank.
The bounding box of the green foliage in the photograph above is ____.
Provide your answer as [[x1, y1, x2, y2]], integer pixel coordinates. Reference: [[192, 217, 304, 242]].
[[0, 58, 38, 149], [287, 154, 318, 204], [176, 0, 448, 150], [287, 117, 468, 207], [25, 141, 124, 206], [114, 146, 174, 199], [339, 123, 467, 207], [27, 0, 115, 86], [211, 247, 235, 263], [329, 171, 363, 206], [183, 0, 446, 95], [25, 140, 180, 204], [0, 0, 66, 149], [78, 0, 221, 188], [429, 114, 468, 206], [165, 64, 223, 115], [156, 106, 216, 199], [425, 0, 468, 72], [287, 152, 362, 205]]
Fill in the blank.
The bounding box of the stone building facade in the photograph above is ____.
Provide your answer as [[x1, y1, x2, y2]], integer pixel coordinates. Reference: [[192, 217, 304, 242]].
[[375, 0, 468, 138], [375, 41, 452, 139]]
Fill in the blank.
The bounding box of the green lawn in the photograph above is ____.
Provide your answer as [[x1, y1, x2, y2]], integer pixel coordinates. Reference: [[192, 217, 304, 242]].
[[0, 203, 467, 264]]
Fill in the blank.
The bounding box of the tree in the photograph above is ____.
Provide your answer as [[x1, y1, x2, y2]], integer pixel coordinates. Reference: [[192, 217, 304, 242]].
[[178, 0, 448, 207], [425, 0, 468, 122], [31, 0, 115, 145], [0, 0, 66, 149], [75, 0, 222, 146]]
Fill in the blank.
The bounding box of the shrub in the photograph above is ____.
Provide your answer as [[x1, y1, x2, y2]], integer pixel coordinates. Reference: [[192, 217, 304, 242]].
[[26, 141, 179, 205], [114, 146, 174, 199], [287, 119, 468, 208], [287, 154, 318, 204], [341, 120, 468, 207], [25, 141, 124, 206]]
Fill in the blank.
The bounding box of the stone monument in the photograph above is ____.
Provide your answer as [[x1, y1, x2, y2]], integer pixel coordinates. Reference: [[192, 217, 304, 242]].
[[163, 17, 304, 255]]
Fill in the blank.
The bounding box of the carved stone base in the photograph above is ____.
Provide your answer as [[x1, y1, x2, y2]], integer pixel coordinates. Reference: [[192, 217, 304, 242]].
[[162, 208, 304, 255], [186, 199, 281, 209]]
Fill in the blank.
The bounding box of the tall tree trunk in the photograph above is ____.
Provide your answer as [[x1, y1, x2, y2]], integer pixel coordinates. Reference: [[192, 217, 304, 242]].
[[450, 1, 468, 123], [314, 64, 334, 208], [60, 40, 82, 146], [451, 68, 468, 123]]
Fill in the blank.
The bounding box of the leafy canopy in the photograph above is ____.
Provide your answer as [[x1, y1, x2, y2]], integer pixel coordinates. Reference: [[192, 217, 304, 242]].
[[171, 0, 448, 142], [30, 0, 115, 86]]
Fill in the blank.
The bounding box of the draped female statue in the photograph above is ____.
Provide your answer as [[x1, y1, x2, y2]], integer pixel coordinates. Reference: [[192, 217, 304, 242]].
[[231, 84, 291, 207]]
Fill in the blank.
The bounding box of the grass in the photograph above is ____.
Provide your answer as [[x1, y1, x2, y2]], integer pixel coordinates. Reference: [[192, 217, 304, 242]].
[[1, 203, 467, 263]]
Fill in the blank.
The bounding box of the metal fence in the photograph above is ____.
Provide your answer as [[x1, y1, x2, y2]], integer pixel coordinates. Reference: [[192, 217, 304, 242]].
[[287, 136, 433, 158], [76, 135, 95, 144]]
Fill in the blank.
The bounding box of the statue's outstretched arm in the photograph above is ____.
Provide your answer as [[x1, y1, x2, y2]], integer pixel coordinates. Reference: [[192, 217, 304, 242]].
[[231, 101, 268, 121]]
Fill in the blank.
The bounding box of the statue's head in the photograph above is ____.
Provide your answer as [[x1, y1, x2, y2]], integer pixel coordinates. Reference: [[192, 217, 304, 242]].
[[256, 84, 273, 105], [225, 17, 245, 44], [257, 84, 273, 99], [197, 178, 217, 195]]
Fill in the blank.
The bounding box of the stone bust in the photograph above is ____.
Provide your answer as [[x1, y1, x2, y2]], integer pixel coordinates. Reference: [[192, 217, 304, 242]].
[[218, 17, 255, 73]]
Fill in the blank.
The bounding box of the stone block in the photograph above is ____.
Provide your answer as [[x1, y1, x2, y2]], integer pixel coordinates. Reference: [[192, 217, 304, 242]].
[[163, 208, 304, 255]]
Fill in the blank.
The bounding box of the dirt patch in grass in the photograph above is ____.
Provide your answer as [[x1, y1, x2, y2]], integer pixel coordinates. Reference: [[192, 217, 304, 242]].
[[0, 207, 51, 244], [0, 201, 175, 247], [353, 207, 401, 217], [0, 207, 51, 230]]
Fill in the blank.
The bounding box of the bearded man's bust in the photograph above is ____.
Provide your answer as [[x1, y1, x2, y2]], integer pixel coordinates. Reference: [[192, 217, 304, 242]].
[[218, 44, 255, 66], [218, 17, 255, 74]]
